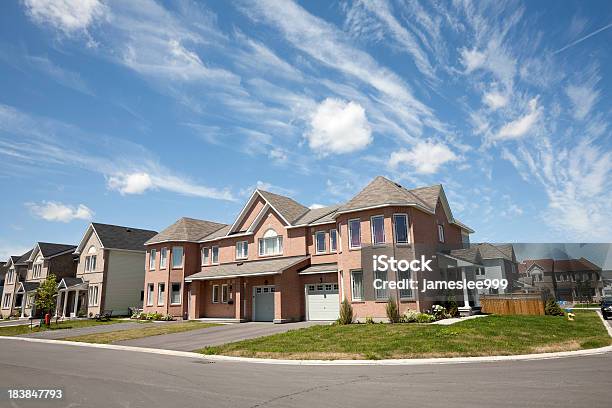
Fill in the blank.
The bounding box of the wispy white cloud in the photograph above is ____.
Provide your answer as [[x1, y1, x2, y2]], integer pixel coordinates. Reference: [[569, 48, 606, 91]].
[[0, 104, 235, 201], [493, 97, 541, 141], [389, 141, 458, 175], [26, 201, 94, 222]]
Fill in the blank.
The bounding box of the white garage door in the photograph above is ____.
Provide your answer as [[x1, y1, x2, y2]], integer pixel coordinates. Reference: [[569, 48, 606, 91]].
[[306, 283, 339, 321]]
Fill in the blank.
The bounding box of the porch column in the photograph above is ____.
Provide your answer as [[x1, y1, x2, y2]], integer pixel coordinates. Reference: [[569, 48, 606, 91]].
[[72, 290, 80, 317], [62, 291, 68, 317], [55, 291, 62, 317], [458, 267, 473, 316], [20, 294, 26, 318], [188, 281, 201, 320]]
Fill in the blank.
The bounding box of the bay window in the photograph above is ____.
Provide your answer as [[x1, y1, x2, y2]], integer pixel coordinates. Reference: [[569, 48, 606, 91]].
[[146, 283, 154, 306], [171, 283, 181, 304], [351, 270, 363, 301], [371, 215, 385, 245], [398, 270, 413, 299], [160, 248, 167, 269], [330, 229, 338, 252], [375, 270, 388, 300], [348, 219, 361, 249], [157, 283, 165, 306], [149, 249, 156, 270], [393, 214, 409, 244], [172, 246, 183, 268]]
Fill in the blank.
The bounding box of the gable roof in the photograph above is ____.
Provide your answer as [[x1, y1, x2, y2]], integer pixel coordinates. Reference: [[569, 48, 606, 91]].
[[519, 259, 554, 274], [293, 205, 341, 226], [554, 257, 601, 272], [76, 223, 158, 253], [474, 243, 515, 261], [146, 217, 227, 245], [32, 243, 76, 260], [257, 190, 310, 224]]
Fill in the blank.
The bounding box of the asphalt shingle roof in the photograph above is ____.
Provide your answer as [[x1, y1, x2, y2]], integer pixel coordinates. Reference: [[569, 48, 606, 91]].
[[186, 255, 308, 280], [474, 243, 514, 261], [298, 262, 338, 274], [15, 249, 33, 265], [258, 190, 310, 224], [92, 223, 158, 252], [37, 243, 77, 258], [293, 205, 341, 225], [146, 217, 227, 244]]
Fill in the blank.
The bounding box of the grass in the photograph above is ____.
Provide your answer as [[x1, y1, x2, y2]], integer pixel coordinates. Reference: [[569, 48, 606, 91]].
[[572, 303, 600, 308], [63, 321, 219, 344], [200, 311, 611, 360], [0, 318, 122, 337]]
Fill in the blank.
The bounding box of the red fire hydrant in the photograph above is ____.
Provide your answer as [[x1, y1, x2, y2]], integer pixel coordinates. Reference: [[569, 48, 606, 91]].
[[45, 313, 51, 326]]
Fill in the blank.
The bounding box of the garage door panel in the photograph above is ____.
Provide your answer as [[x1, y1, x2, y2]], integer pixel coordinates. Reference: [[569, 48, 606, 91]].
[[306, 283, 339, 321]]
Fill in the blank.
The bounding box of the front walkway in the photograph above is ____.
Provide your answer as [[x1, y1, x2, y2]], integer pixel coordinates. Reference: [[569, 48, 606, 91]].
[[115, 321, 326, 351]]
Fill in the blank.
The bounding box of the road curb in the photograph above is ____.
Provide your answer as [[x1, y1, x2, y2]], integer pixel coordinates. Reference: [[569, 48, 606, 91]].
[[1, 335, 611, 366]]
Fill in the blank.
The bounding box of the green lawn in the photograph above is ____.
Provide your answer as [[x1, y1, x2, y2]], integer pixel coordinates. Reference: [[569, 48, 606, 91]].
[[200, 311, 610, 360], [572, 303, 600, 308], [0, 318, 122, 337], [64, 321, 219, 344]]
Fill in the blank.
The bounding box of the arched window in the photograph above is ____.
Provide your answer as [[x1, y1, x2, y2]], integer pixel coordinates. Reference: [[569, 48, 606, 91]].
[[259, 229, 283, 256], [85, 245, 97, 272], [33, 254, 44, 278]]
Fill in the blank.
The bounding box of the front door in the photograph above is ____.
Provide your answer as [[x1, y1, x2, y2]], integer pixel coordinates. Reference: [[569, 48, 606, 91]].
[[253, 286, 275, 322]]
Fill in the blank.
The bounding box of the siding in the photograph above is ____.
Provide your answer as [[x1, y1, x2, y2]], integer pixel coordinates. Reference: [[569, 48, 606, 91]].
[[104, 250, 146, 316]]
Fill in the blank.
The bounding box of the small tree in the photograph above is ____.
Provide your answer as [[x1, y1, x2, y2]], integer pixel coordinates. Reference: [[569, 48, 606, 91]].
[[544, 297, 565, 316], [35, 274, 58, 323], [386, 298, 401, 323], [337, 299, 354, 325]]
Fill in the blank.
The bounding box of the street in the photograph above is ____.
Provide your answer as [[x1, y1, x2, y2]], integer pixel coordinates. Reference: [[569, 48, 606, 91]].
[[1, 338, 611, 408]]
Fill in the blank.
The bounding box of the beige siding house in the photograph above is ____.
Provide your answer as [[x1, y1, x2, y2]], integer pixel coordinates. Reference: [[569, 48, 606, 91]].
[[57, 223, 157, 317], [1, 251, 32, 318]]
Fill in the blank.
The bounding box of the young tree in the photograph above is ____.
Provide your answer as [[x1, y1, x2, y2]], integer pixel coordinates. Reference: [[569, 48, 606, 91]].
[[35, 274, 58, 323]]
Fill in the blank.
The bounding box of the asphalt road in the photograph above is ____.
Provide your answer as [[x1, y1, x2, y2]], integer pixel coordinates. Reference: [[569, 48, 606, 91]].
[[1, 339, 611, 408]]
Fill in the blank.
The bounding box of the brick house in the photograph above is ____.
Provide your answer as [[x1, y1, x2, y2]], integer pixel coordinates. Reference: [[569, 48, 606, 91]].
[[143, 176, 473, 322], [518, 257, 605, 301]]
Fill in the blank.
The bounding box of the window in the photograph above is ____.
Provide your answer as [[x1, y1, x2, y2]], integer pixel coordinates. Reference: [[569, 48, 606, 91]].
[[393, 214, 409, 244], [375, 270, 389, 300], [33, 263, 43, 278], [212, 246, 219, 264], [88, 285, 99, 306], [221, 284, 229, 303], [330, 229, 338, 252], [170, 283, 181, 305], [348, 219, 361, 249], [6, 269, 14, 284], [146, 283, 154, 306], [351, 270, 364, 301], [371, 215, 385, 245], [85, 256, 97, 272], [212, 285, 219, 303], [202, 247, 210, 266], [157, 283, 165, 306], [160, 248, 168, 269], [437, 224, 445, 243], [236, 241, 248, 259], [172, 246, 183, 268], [2, 293, 11, 309], [149, 249, 157, 270], [258, 229, 283, 256], [399, 270, 413, 299], [315, 231, 326, 254]]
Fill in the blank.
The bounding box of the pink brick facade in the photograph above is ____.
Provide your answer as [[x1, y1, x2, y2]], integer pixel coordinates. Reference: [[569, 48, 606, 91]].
[[145, 177, 472, 322]]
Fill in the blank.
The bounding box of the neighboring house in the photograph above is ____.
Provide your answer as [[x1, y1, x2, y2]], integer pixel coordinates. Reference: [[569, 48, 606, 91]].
[[57, 223, 157, 318], [1, 251, 32, 318], [518, 257, 605, 302], [603, 278, 612, 297], [13, 243, 77, 318], [0, 261, 6, 298], [144, 176, 473, 322]]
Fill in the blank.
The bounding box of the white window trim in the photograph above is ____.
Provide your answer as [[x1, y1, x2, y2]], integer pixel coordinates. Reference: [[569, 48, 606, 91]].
[[221, 284, 229, 304], [330, 229, 338, 253], [350, 270, 364, 301], [211, 246, 220, 264], [149, 249, 157, 271], [258, 235, 283, 256], [170, 282, 182, 305], [201, 247, 210, 266], [393, 213, 410, 244], [160, 248, 168, 269], [212, 285, 219, 303], [315, 231, 326, 254], [172, 246, 183, 269], [146, 284, 154, 306], [157, 283, 165, 306], [398, 270, 414, 300], [2, 293, 11, 309], [348, 218, 361, 249], [236, 241, 248, 260], [374, 269, 389, 300], [370, 215, 386, 245], [437, 224, 445, 243]]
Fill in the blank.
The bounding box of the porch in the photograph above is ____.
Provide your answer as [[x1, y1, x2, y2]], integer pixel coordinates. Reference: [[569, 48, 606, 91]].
[[15, 282, 40, 318], [56, 277, 88, 318]]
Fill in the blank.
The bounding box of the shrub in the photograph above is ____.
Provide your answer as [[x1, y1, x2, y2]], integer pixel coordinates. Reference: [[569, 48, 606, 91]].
[[401, 309, 419, 323], [337, 299, 354, 325], [545, 298, 565, 316], [385, 298, 401, 323], [365, 316, 375, 324], [416, 313, 436, 323], [444, 293, 459, 317], [432, 304, 446, 320]]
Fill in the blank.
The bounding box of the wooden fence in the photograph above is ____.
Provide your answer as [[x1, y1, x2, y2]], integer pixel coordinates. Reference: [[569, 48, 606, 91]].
[[480, 293, 545, 315]]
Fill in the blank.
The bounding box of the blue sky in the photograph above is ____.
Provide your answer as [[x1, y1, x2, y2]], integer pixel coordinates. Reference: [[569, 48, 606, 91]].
[[0, 0, 611, 258]]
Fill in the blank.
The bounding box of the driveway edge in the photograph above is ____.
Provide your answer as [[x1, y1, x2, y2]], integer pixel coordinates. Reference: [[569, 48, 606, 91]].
[[1, 335, 611, 366]]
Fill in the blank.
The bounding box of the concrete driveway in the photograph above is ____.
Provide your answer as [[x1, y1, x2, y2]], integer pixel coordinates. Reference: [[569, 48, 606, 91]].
[[115, 321, 326, 351]]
